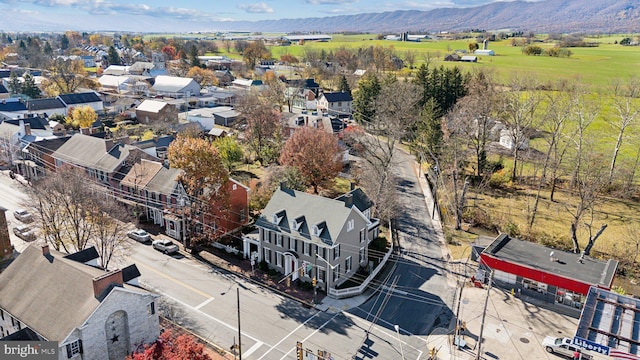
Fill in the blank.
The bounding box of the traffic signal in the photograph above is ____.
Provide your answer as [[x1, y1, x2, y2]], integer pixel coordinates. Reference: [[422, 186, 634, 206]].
[[296, 341, 303, 360], [312, 277, 317, 287], [299, 267, 304, 277]]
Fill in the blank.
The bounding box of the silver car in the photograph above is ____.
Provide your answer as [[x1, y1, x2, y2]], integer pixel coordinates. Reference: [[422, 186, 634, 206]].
[[13, 225, 36, 241], [127, 229, 151, 243], [13, 209, 32, 223], [152, 239, 179, 254]]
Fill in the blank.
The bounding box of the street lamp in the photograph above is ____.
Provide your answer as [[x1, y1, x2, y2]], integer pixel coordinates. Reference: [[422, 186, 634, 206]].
[[393, 325, 405, 360]]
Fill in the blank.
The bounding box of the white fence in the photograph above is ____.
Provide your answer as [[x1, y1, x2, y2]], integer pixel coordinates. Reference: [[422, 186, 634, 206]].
[[328, 222, 394, 299]]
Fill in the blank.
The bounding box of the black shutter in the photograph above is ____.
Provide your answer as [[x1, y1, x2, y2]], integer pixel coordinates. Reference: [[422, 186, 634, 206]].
[[66, 344, 72, 359], [78, 340, 83, 354]]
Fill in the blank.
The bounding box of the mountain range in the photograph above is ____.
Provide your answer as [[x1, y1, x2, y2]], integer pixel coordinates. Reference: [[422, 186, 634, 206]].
[[2, 0, 640, 34]]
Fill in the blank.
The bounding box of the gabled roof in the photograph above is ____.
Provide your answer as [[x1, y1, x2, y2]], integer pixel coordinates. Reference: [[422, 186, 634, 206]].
[[320, 91, 352, 103], [255, 186, 367, 246], [285, 78, 320, 89], [0, 99, 27, 112], [152, 75, 199, 93], [145, 166, 183, 195], [0, 245, 109, 340], [102, 65, 130, 76], [6, 117, 50, 130], [120, 159, 164, 189], [98, 74, 132, 87], [63, 246, 99, 264], [51, 133, 132, 173], [57, 92, 102, 106], [122, 264, 142, 283], [335, 187, 374, 213], [26, 97, 65, 111], [136, 99, 168, 113], [23, 136, 71, 154]]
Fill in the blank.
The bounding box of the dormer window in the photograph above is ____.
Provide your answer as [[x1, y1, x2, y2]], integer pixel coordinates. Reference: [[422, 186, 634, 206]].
[[312, 221, 326, 236], [271, 210, 285, 225], [290, 216, 305, 231]]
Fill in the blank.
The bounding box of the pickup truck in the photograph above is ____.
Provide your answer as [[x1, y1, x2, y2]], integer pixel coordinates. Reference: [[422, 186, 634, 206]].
[[542, 337, 609, 360]]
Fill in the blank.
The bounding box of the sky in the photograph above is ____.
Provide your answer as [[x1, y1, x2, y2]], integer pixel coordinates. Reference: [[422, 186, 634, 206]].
[[0, 0, 525, 32]]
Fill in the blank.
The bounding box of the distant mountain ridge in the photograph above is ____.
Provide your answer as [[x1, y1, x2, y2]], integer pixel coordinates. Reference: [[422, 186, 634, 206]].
[[1, 0, 639, 34], [229, 0, 640, 34]]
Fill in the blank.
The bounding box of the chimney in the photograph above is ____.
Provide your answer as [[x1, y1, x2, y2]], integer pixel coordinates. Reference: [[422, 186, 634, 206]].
[[279, 181, 288, 191], [92, 269, 124, 299], [42, 244, 50, 256], [104, 139, 114, 151], [350, 182, 356, 191], [80, 127, 90, 135], [18, 119, 25, 137], [344, 193, 353, 208], [24, 123, 31, 136]]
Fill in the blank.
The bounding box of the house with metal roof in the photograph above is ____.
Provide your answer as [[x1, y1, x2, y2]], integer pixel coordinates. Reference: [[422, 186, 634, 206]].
[[152, 75, 200, 98], [26, 97, 66, 117], [480, 234, 618, 316], [0, 244, 159, 359], [317, 91, 353, 117], [0, 98, 28, 120], [184, 106, 239, 129], [98, 74, 134, 93], [251, 183, 379, 296], [57, 91, 104, 113]]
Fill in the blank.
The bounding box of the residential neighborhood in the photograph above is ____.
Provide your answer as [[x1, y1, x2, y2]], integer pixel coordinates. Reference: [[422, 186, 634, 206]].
[[0, 4, 639, 360]]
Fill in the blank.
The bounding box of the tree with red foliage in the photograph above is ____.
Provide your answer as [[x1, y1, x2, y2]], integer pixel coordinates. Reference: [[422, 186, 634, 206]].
[[279, 127, 343, 194], [128, 329, 212, 360]]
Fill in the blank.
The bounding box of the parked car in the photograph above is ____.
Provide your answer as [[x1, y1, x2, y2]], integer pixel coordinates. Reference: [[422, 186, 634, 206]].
[[152, 239, 179, 254], [542, 337, 595, 359], [13, 225, 36, 241], [13, 209, 32, 223], [127, 229, 151, 243]]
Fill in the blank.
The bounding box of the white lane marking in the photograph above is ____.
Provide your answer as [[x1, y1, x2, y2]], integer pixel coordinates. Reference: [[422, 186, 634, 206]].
[[279, 312, 341, 360], [242, 341, 264, 358], [195, 296, 216, 310], [160, 291, 263, 343], [257, 311, 323, 360]]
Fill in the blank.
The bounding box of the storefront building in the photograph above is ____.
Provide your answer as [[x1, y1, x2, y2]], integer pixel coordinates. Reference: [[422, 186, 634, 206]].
[[480, 234, 618, 316]]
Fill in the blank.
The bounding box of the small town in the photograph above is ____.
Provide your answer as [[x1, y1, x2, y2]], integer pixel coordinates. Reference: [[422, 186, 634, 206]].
[[0, 1, 639, 360]]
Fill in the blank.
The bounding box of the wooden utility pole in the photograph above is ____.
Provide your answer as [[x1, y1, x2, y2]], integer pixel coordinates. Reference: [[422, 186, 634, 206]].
[[476, 270, 493, 360]]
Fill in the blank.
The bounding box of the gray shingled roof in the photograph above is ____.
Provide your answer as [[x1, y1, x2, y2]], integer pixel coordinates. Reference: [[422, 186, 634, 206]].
[[335, 187, 373, 213], [26, 98, 65, 111], [51, 133, 132, 173], [0, 245, 106, 340], [145, 166, 183, 195], [63, 246, 99, 264], [483, 234, 618, 288], [255, 186, 362, 246]]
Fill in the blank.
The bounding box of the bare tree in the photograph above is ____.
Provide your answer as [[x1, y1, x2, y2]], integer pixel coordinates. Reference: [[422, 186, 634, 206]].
[[90, 194, 133, 270], [568, 82, 600, 192], [528, 82, 573, 232], [605, 77, 640, 183], [404, 50, 417, 69], [441, 112, 471, 231], [496, 73, 542, 183], [566, 146, 608, 254]]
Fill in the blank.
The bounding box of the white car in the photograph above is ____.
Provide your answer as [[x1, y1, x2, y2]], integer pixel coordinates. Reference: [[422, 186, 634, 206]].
[[13, 209, 32, 223], [152, 239, 179, 255], [542, 337, 595, 359], [13, 225, 37, 241], [127, 229, 151, 243]]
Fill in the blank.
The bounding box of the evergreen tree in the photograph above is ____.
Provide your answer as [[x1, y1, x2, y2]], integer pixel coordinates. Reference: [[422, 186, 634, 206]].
[[353, 74, 381, 123], [60, 34, 69, 50], [189, 45, 200, 67], [7, 73, 21, 95], [43, 41, 53, 55], [22, 73, 41, 99], [107, 46, 120, 65], [338, 75, 351, 95]]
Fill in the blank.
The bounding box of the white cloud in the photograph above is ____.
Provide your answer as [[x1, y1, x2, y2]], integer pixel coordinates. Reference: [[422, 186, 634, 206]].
[[238, 2, 273, 14], [305, 0, 357, 4]]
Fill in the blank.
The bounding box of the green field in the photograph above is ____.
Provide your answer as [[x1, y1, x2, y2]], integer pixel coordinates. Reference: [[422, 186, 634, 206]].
[[264, 34, 640, 87]]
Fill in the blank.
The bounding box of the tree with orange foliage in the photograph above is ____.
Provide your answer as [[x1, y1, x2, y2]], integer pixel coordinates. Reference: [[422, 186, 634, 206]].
[[162, 45, 177, 60], [127, 329, 212, 360], [280, 54, 299, 64], [186, 66, 218, 87], [279, 127, 343, 194], [168, 135, 229, 245]]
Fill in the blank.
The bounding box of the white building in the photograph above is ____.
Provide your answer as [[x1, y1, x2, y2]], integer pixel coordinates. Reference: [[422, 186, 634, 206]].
[[152, 75, 201, 98], [0, 244, 159, 360]]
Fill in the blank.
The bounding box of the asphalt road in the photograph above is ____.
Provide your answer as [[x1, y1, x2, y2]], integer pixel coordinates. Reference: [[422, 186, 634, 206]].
[[347, 148, 457, 359]]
